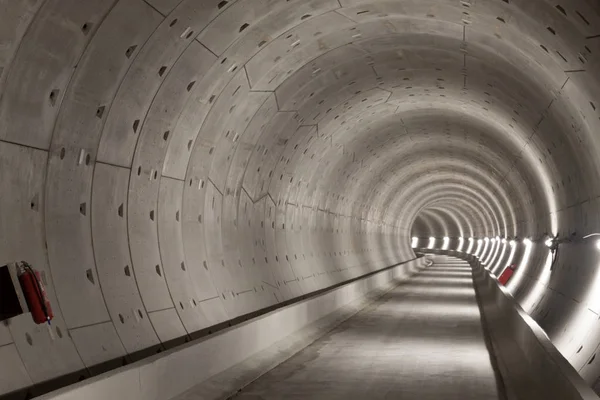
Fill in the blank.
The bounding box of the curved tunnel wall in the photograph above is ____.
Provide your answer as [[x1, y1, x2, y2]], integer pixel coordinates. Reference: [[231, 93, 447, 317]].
[[1, 0, 600, 396]]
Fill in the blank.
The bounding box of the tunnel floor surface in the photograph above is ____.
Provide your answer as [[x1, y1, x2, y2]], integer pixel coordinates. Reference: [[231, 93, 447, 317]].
[[232, 255, 501, 400]]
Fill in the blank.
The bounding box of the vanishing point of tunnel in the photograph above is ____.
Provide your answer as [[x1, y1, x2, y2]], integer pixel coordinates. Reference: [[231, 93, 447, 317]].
[[1, 0, 600, 399]]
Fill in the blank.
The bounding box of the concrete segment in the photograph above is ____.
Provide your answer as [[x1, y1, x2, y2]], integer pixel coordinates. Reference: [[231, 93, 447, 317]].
[[1, 0, 600, 398]]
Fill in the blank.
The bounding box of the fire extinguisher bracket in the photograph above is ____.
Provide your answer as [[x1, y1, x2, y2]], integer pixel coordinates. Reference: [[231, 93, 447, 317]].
[[7, 263, 29, 313]]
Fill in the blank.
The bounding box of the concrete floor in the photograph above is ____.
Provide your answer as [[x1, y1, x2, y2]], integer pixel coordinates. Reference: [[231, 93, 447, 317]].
[[233, 256, 501, 400]]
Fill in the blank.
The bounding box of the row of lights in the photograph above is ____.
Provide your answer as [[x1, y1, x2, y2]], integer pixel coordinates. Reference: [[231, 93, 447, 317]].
[[412, 236, 526, 284], [411, 236, 542, 251], [412, 232, 600, 259], [411, 234, 600, 285]]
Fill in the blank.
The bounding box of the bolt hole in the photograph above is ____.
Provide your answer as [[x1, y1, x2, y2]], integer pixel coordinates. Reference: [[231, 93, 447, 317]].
[[155, 265, 161, 276], [239, 23, 249, 32], [217, 0, 227, 9], [49, 89, 59, 106], [125, 45, 137, 58], [81, 22, 92, 35], [85, 268, 94, 284]]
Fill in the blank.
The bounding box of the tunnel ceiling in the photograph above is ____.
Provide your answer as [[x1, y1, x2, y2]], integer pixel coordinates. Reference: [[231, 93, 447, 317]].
[[1, 0, 600, 396]]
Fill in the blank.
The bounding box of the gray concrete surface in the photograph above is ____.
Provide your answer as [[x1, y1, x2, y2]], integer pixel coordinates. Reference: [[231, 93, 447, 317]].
[[230, 255, 500, 400], [1, 0, 600, 398], [31, 259, 425, 400], [468, 251, 600, 400]]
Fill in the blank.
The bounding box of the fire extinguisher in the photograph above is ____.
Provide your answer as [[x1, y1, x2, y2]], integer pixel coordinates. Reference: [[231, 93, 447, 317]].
[[17, 261, 53, 325]]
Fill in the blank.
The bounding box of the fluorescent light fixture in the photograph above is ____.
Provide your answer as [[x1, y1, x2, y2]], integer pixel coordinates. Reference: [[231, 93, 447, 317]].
[[489, 237, 502, 267], [428, 237, 435, 249], [411, 237, 418, 248], [480, 237, 491, 261], [507, 238, 533, 291], [457, 237, 464, 252], [596, 240, 600, 251], [466, 237, 474, 253], [483, 237, 499, 266], [442, 236, 450, 250], [474, 239, 483, 256], [496, 240, 517, 277], [491, 239, 508, 273]]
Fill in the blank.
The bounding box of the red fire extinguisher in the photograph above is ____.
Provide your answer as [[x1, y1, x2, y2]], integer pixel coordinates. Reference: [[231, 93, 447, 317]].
[[17, 261, 53, 324], [498, 264, 516, 286]]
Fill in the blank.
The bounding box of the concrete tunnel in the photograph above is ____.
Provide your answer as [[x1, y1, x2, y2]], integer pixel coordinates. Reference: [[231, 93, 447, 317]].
[[1, 0, 600, 398]]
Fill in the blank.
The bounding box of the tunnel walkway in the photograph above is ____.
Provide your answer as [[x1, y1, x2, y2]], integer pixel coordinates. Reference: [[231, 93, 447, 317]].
[[225, 255, 502, 400]]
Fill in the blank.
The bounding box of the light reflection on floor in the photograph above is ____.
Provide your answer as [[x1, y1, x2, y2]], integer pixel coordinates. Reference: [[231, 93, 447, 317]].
[[233, 255, 501, 400]]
